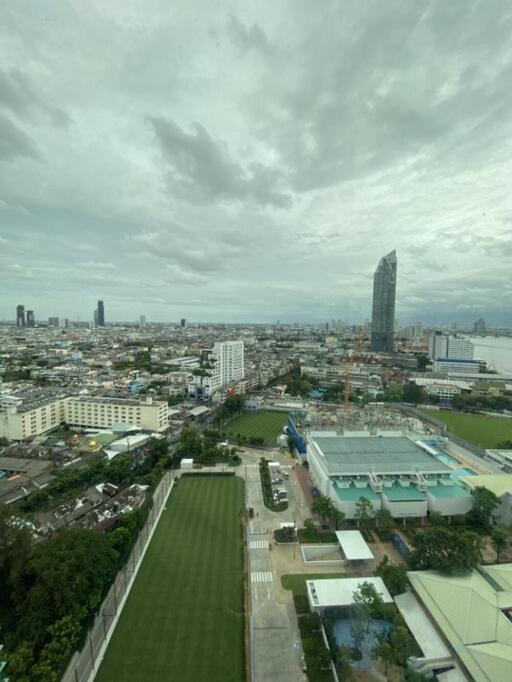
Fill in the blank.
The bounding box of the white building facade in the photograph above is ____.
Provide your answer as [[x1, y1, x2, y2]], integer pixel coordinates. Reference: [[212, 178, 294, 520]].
[[428, 333, 474, 361], [0, 395, 169, 440], [188, 340, 245, 399]]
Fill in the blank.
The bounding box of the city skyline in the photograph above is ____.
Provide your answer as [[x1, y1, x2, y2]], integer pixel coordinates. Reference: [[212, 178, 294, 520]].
[[1, 3, 512, 323]]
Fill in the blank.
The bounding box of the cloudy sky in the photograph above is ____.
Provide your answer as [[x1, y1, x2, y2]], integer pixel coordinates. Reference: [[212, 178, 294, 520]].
[[1, 0, 512, 325]]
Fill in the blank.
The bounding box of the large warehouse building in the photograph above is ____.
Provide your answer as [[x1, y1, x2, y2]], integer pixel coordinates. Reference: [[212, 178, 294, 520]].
[[305, 431, 472, 519]]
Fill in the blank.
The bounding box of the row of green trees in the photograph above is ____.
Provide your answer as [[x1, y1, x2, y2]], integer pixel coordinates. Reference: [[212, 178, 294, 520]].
[[2, 439, 170, 681], [311, 494, 395, 534], [259, 458, 287, 511], [213, 395, 245, 428], [173, 427, 240, 466], [452, 394, 512, 413]]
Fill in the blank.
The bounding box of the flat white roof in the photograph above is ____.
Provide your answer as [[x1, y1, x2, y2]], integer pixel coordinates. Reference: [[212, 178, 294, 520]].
[[335, 530, 374, 561], [394, 591, 451, 660], [189, 406, 209, 416], [307, 577, 392, 608]]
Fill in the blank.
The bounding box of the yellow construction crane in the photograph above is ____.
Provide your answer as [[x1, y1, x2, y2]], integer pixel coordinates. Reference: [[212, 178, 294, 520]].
[[343, 328, 365, 416]]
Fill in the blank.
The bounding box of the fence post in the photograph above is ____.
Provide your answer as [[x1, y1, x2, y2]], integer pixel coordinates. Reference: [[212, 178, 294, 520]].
[[113, 584, 118, 613], [75, 666, 79, 682]]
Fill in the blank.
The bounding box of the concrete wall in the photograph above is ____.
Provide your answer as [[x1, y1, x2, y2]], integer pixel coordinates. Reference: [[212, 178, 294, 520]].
[[382, 497, 428, 518], [426, 491, 473, 516]]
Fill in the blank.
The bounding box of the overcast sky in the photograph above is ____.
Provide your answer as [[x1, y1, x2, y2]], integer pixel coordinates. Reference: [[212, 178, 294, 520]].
[[1, 1, 512, 325]]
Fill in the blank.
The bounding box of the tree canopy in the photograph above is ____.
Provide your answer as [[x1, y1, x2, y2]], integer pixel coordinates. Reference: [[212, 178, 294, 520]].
[[409, 527, 483, 573], [467, 486, 500, 527]]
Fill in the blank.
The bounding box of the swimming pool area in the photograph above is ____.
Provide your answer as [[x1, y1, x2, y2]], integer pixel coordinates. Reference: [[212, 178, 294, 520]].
[[450, 468, 477, 481], [435, 450, 461, 466], [333, 617, 392, 671], [419, 441, 479, 479]]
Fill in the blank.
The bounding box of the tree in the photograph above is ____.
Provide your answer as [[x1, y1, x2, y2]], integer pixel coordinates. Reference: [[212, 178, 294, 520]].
[[16, 528, 118, 646], [428, 511, 447, 527], [402, 383, 426, 404], [286, 435, 295, 454], [375, 508, 394, 533], [491, 528, 509, 563], [410, 527, 483, 573], [331, 508, 345, 530], [312, 495, 336, 525], [336, 645, 355, 681], [376, 555, 408, 596], [375, 631, 395, 676], [355, 497, 375, 529], [467, 486, 500, 527], [349, 612, 367, 659], [353, 581, 383, 612]]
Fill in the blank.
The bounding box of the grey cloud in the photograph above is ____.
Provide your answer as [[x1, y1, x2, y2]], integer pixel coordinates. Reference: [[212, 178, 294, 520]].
[[227, 16, 273, 54], [0, 114, 39, 160], [147, 116, 291, 208], [0, 68, 70, 127]]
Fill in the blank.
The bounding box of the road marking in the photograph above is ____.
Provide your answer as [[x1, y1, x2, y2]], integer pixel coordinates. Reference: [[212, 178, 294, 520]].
[[251, 571, 273, 583], [250, 539, 269, 550]]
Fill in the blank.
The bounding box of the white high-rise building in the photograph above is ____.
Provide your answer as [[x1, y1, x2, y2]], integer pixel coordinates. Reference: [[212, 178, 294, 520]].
[[428, 333, 474, 361], [213, 340, 244, 386], [188, 340, 244, 399]]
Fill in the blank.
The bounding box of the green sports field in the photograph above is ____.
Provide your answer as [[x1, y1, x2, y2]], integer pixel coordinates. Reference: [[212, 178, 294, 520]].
[[422, 410, 512, 448], [224, 410, 288, 443], [96, 476, 245, 682]]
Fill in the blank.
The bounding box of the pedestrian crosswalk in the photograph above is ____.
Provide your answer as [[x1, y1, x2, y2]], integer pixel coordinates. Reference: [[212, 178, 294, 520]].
[[249, 539, 269, 550], [251, 571, 273, 583]]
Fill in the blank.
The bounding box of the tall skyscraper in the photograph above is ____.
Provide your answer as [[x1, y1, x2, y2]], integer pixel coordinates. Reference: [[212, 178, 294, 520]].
[[370, 250, 397, 353], [140, 315, 146, 328], [180, 318, 186, 328], [26, 310, 35, 327], [97, 300, 105, 327], [16, 304, 25, 328]]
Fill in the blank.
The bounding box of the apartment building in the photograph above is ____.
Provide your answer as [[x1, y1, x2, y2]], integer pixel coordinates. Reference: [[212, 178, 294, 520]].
[[188, 340, 245, 399], [428, 332, 474, 361], [0, 395, 168, 440]]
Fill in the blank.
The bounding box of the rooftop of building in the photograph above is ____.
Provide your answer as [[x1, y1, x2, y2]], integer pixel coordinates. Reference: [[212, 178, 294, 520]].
[[408, 566, 512, 682], [460, 474, 512, 497], [310, 433, 451, 475]]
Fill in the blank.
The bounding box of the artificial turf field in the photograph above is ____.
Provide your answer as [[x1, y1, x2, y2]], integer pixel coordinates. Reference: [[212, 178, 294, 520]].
[[224, 410, 288, 443], [421, 410, 512, 448], [96, 476, 245, 682]]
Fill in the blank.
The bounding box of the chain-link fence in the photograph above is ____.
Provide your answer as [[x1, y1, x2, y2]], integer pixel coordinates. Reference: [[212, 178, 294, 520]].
[[61, 471, 175, 682]]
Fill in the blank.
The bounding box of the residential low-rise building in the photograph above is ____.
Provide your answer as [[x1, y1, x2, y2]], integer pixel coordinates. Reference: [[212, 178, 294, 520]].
[[0, 394, 168, 440]]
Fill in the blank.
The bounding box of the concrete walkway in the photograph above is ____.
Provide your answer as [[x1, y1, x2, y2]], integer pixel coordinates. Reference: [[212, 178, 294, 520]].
[[242, 454, 308, 682]]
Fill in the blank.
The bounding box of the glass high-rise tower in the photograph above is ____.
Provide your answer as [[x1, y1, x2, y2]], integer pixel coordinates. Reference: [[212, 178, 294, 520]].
[[370, 250, 397, 353], [97, 300, 105, 326]]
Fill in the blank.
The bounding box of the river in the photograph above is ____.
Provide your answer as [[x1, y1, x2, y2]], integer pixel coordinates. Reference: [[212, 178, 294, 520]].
[[468, 335, 512, 374]]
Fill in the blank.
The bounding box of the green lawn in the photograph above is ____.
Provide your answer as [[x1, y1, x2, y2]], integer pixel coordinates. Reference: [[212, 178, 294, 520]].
[[96, 476, 245, 682], [224, 410, 288, 444], [281, 573, 344, 596], [421, 410, 512, 448]]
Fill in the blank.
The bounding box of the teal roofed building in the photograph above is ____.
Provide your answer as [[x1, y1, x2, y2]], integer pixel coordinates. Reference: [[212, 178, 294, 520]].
[[306, 431, 473, 520]]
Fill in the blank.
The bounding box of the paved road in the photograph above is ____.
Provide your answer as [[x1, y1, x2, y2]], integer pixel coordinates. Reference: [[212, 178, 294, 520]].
[[243, 454, 307, 682]]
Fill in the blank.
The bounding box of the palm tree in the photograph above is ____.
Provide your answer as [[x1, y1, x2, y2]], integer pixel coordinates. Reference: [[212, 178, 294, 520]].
[[331, 508, 345, 530], [491, 528, 509, 563], [355, 497, 375, 529], [312, 495, 335, 524]]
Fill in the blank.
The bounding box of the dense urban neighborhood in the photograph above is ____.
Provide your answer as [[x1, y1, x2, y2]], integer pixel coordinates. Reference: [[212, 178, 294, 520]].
[[2, 301, 512, 682]]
